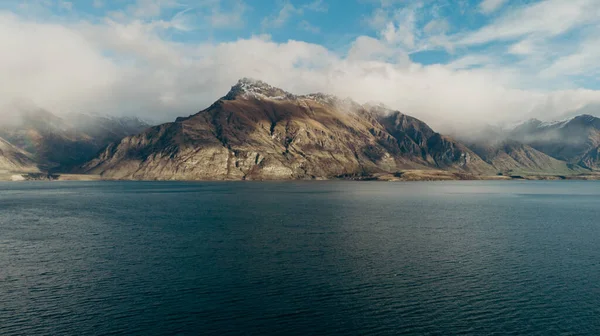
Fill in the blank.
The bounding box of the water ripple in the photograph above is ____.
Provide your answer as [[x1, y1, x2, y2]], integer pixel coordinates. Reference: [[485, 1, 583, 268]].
[[1, 181, 599, 335]]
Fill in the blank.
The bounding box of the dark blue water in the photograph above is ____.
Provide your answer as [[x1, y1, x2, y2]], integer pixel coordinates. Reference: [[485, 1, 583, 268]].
[[1, 181, 599, 335]]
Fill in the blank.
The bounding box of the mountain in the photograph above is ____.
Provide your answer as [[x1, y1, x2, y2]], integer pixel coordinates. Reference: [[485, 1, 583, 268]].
[[453, 115, 600, 175], [82, 78, 494, 180], [0, 108, 150, 171], [468, 140, 586, 175], [510, 115, 600, 169], [376, 110, 491, 173], [0, 137, 38, 173]]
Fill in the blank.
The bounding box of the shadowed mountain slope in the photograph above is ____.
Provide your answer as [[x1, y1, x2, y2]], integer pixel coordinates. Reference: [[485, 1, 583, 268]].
[[0, 137, 38, 173]]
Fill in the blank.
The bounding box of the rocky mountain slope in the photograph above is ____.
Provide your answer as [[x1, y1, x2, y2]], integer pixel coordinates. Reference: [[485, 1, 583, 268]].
[[509, 115, 600, 169], [0, 108, 149, 171], [0, 137, 38, 173], [468, 140, 586, 175], [82, 78, 494, 180]]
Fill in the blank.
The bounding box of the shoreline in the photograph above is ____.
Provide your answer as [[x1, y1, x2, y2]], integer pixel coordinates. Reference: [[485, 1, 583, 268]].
[[2, 170, 599, 182], [0, 173, 102, 182]]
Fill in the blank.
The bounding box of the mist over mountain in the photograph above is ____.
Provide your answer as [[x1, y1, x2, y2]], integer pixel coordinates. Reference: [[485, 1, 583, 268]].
[[450, 113, 600, 175], [0, 137, 38, 174], [0, 106, 150, 172], [509, 115, 600, 169]]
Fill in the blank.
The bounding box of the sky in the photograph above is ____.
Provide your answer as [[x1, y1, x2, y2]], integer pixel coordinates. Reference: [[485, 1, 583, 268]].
[[1, 0, 600, 130]]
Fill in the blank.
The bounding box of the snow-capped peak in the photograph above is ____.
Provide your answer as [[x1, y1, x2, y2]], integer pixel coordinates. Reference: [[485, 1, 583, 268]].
[[223, 78, 350, 104], [538, 117, 573, 128], [221, 79, 364, 111], [223, 78, 295, 100]]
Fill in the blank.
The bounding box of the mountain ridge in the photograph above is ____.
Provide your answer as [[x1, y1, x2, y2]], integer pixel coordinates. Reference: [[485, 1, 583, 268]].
[[82, 79, 495, 180], [81, 79, 600, 180], [3, 79, 599, 181]]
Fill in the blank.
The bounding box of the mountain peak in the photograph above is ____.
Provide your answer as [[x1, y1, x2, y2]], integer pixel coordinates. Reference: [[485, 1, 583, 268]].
[[223, 78, 295, 100], [221, 78, 362, 108], [236, 77, 270, 89]]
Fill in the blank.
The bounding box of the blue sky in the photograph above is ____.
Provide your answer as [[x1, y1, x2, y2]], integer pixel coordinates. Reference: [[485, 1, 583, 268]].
[[1, 0, 600, 128], [4, 1, 540, 62], [4, 0, 584, 69]]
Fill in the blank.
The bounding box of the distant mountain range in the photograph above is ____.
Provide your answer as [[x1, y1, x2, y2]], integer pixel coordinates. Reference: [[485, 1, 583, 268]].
[[2, 79, 600, 181], [0, 108, 149, 176], [509, 115, 600, 170]]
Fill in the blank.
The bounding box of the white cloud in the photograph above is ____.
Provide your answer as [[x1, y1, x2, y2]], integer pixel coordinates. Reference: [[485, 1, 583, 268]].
[[479, 0, 507, 14], [261, 1, 301, 29], [540, 35, 600, 78], [423, 19, 449, 34], [125, 0, 180, 18], [303, 0, 327, 13], [2, 2, 600, 133], [460, 0, 600, 45], [365, 2, 452, 54], [508, 39, 535, 55], [382, 13, 415, 48], [0, 13, 118, 114], [93, 0, 104, 8], [262, 0, 328, 30], [446, 54, 496, 70], [299, 20, 320, 33], [365, 8, 388, 30], [369, 5, 420, 50], [152, 1, 248, 31], [347, 36, 396, 61], [208, 0, 248, 29]]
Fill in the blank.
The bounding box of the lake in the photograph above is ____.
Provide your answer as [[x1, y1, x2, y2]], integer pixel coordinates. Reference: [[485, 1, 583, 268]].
[[1, 181, 599, 335]]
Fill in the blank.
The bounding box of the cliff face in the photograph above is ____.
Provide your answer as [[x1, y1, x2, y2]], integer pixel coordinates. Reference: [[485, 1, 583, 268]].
[[82, 79, 493, 180]]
